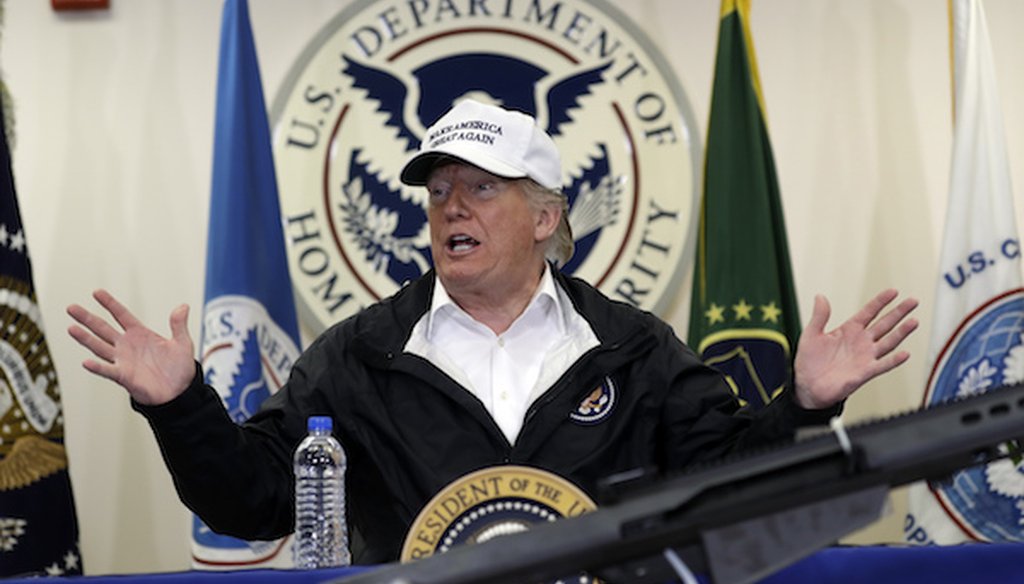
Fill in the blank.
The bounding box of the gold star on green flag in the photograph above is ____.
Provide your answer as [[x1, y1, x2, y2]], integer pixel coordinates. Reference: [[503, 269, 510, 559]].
[[687, 0, 801, 410], [705, 303, 726, 324]]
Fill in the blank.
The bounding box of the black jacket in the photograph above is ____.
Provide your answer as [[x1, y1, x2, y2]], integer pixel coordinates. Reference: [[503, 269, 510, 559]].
[[138, 270, 833, 563]]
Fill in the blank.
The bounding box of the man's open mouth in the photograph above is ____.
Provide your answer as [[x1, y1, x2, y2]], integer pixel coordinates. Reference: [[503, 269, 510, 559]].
[[448, 234, 480, 252]]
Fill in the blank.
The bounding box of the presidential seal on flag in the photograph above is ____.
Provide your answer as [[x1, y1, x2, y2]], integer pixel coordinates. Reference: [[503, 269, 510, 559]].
[[0, 89, 83, 576]]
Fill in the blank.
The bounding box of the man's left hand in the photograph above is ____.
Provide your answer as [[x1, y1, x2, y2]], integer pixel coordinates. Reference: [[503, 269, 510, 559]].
[[793, 289, 919, 410]]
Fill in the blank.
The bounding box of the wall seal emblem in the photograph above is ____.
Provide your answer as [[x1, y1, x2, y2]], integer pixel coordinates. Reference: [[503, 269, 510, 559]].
[[271, 0, 699, 331]]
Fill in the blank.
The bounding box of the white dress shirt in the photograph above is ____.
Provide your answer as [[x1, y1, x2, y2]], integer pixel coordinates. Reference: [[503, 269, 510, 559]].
[[404, 266, 600, 444]]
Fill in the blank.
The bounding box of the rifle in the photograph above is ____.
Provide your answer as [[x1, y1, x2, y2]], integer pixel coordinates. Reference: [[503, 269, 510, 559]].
[[337, 383, 1024, 584]]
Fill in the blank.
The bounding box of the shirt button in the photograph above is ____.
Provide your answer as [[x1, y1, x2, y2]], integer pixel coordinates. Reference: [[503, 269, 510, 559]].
[[497, 338, 505, 348], [500, 391, 508, 400]]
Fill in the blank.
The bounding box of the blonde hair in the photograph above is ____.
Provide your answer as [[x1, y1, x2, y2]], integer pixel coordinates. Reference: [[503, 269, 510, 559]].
[[422, 156, 574, 266], [520, 179, 573, 267]]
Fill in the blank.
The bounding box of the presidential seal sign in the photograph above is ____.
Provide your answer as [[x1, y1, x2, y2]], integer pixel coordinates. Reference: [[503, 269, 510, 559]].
[[924, 289, 1024, 542], [400, 465, 598, 580], [272, 0, 699, 331]]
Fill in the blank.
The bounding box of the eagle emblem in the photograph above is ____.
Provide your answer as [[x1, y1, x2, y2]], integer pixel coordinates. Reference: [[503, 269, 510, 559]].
[[273, 0, 699, 330], [570, 377, 617, 425], [335, 52, 623, 289]]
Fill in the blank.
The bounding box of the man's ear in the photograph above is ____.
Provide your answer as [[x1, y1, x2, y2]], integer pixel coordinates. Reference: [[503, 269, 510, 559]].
[[534, 205, 561, 242]]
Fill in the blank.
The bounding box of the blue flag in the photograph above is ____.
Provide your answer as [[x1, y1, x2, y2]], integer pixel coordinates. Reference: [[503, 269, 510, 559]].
[[191, 0, 301, 568], [0, 95, 83, 576]]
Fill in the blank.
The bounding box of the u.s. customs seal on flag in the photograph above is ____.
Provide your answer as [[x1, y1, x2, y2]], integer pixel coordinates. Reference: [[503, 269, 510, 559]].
[[271, 0, 700, 331], [909, 290, 1024, 543]]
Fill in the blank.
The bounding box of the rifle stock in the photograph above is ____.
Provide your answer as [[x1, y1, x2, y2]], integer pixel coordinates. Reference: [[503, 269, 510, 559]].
[[337, 383, 1024, 584]]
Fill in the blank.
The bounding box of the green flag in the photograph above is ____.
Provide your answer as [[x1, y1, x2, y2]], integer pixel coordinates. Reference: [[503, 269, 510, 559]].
[[687, 0, 800, 409]]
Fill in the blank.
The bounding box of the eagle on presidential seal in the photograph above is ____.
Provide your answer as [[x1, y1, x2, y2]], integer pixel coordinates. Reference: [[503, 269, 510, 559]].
[[334, 52, 624, 287]]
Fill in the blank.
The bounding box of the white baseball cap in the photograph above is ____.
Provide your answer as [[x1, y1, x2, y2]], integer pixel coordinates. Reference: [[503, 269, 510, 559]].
[[400, 99, 563, 190]]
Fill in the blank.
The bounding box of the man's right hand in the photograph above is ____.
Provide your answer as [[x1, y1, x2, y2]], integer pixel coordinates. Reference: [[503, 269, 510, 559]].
[[67, 289, 196, 406]]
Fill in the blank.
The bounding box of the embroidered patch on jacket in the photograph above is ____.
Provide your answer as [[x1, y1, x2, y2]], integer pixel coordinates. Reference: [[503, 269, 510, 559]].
[[569, 377, 617, 425]]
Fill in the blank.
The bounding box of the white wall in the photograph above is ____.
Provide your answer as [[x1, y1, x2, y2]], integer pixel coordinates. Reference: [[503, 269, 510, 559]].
[[4, 0, 1024, 575]]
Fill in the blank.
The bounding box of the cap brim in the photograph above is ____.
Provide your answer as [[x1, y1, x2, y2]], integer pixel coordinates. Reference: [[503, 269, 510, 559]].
[[400, 142, 528, 186]]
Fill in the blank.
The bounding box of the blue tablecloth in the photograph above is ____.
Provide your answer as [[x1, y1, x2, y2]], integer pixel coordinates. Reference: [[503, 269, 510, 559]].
[[9, 544, 1022, 583], [758, 543, 1021, 583]]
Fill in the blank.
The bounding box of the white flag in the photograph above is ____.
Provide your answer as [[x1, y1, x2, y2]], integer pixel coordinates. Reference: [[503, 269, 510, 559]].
[[904, 0, 1024, 545]]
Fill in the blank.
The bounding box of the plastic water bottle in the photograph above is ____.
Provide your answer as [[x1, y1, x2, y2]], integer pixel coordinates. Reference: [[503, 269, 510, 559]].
[[293, 416, 350, 568]]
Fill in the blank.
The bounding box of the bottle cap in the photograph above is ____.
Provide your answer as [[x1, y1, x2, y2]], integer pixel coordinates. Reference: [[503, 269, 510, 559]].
[[307, 416, 333, 432]]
